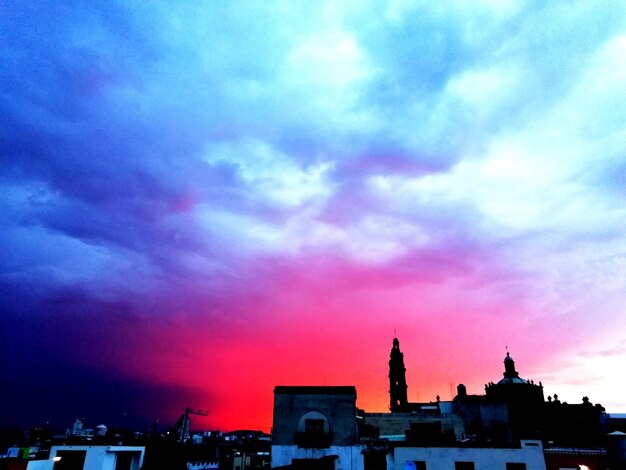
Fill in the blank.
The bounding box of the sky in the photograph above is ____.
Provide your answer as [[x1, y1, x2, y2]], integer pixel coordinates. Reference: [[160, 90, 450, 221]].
[[2, 0, 626, 433]]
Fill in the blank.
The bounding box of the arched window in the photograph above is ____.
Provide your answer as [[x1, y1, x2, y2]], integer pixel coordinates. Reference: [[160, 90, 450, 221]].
[[297, 410, 330, 435]]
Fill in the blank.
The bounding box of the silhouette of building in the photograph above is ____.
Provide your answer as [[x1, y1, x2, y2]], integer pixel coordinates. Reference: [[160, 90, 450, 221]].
[[268, 337, 615, 469], [484, 352, 545, 440], [271, 386, 361, 470], [257, 339, 614, 469], [270, 386, 547, 469], [387, 338, 441, 414], [388, 338, 408, 412], [452, 352, 546, 442]]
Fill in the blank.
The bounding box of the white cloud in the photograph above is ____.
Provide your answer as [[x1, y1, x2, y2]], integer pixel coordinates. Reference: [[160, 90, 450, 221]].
[[286, 30, 367, 90], [538, 339, 626, 411], [195, 203, 430, 265], [202, 139, 336, 208]]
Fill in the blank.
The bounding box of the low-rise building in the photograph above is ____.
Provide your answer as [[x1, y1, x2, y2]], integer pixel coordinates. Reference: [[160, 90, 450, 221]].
[[271, 386, 363, 470], [49, 445, 145, 470], [393, 440, 546, 470]]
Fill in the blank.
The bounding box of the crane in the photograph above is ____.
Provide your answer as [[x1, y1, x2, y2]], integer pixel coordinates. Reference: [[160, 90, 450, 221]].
[[176, 407, 209, 442]]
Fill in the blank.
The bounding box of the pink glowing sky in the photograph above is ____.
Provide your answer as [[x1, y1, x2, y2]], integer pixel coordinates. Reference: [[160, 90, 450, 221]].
[[2, 1, 626, 432]]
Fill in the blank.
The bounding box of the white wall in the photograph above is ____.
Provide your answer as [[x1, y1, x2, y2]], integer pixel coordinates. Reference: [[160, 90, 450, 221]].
[[49, 445, 145, 470], [26, 460, 54, 470], [273, 441, 547, 470], [393, 440, 546, 470], [272, 445, 365, 470]]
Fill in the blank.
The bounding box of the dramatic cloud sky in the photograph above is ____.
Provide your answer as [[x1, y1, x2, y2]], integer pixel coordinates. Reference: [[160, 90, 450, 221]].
[[2, 1, 626, 432]]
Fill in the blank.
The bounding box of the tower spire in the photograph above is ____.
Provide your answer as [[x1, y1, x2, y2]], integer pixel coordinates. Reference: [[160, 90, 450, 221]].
[[389, 337, 408, 412]]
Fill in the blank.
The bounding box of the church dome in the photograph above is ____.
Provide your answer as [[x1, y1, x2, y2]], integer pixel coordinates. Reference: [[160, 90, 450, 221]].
[[497, 376, 528, 385]]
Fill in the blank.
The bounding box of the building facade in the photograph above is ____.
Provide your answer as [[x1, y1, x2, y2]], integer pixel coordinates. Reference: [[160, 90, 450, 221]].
[[271, 386, 363, 470], [393, 440, 546, 470]]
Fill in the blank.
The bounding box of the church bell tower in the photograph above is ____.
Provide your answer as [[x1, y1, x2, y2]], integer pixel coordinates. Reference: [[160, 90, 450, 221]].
[[389, 337, 408, 412]]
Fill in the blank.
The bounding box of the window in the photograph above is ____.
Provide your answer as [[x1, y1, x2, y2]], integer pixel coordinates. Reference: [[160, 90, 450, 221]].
[[54, 450, 87, 470], [304, 418, 325, 434], [296, 415, 332, 448], [115, 452, 134, 470], [506, 464, 527, 470], [455, 463, 475, 470], [363, 452, 386, 470]]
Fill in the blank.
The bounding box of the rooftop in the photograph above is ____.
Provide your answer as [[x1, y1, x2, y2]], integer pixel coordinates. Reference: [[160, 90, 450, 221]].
[[274, 386, 357, 396]]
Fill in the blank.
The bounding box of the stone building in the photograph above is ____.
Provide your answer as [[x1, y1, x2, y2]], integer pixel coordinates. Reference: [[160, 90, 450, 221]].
[[271, 386, 363, 469]]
